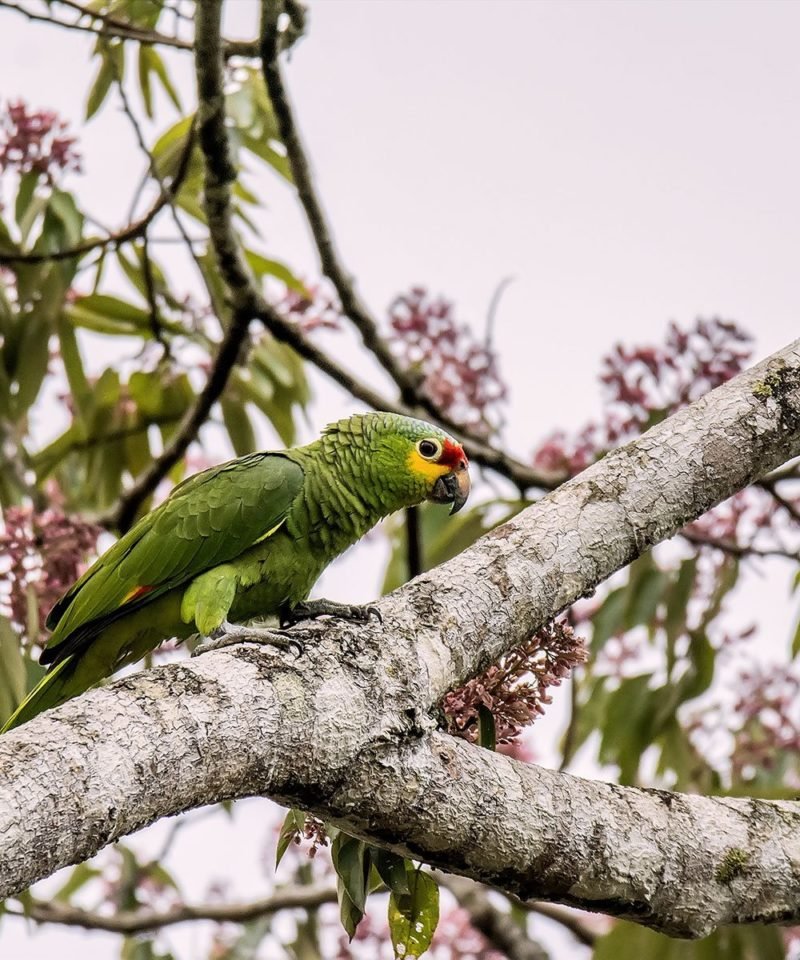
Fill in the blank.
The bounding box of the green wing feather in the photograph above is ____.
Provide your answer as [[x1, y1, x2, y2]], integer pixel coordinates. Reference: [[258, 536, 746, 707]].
[[41, 452, 304, 666]]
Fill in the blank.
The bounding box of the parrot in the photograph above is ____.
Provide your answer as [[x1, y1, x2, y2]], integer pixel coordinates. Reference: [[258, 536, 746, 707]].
[[2, 412, 470, 732]]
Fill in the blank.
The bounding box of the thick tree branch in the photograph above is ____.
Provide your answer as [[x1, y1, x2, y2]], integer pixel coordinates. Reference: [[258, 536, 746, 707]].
[[1, 340, 799, 938]]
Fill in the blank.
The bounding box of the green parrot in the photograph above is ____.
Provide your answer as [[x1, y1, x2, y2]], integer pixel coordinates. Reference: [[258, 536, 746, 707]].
[[2, 413, 470, 732]]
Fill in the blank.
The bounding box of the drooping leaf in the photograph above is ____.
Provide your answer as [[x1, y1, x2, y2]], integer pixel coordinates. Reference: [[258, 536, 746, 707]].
[[331, 833, 372, 940], [275, 808, 306, 869], [388, 867, 439, 960], [0, 618, 26, 726]]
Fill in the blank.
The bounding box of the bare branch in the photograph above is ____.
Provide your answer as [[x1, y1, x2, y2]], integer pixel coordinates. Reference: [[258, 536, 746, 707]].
[[680, 529, 800, 562], [0, 0, 259, 57], [440, 874, 551, 960], [14, 882, 337, 934], [521, 902, 597, 948]]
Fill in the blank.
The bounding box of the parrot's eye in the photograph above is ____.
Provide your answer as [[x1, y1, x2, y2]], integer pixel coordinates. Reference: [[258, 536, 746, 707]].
[[417, 439, 442, 460]]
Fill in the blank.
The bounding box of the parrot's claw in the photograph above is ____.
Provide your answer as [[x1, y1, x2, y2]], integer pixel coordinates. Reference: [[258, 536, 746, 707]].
[[282, 599, 383, 627], [192, 620, 305, 658]]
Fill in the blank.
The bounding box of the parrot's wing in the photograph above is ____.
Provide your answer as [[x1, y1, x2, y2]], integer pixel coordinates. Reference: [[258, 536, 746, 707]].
[[41, 453, 304, 665]]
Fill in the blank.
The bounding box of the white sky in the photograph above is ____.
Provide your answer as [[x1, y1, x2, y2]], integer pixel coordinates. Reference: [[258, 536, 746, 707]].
[[2, 1, 800, 957]]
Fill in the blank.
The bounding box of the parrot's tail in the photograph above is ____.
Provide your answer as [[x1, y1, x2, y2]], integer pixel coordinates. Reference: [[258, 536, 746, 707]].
[[1, 656, 77, 733]]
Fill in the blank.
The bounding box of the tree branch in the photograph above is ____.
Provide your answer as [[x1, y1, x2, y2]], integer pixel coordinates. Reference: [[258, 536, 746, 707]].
[[521, 902, 597, 948], [13, 883, 337, 934], [0, 0, 259, 57], [0, 120, 196, 266], [257, 2, 561, 493], [440, 875, 550, 960], [680, 529, 800, 562], [1, 340, 799, 938], [259, 1, 417, 403]]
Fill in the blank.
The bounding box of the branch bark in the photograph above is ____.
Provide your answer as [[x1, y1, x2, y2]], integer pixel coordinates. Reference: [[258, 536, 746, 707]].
[[1, 340, 799, 938]]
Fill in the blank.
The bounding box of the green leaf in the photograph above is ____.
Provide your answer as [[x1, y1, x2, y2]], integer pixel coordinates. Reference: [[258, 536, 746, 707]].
[[373, 850, 411, 898], [0, 619, 26, 726], [53, 862, 101, 903], [138, 46, 181, 118], [331, 833, 371, 939], [678, 629, 716, 702], [86, 54, 115, 120], [222, 396, 256, 456], [590, 586, 627, 654], [244, 250, 308, 295], [15, 171, 40, 229], [699, 556, 739, 628], [792, 611, 800, 658], [599, 674, 653, 783], [48, 189, 83, 247], [67, 294, 152, 337], [138, 43, 155, 118], [151, 114, 195, 180], [57, 317, 92, 422], [148, 47, 181, 111], [275, 808, 305, 869], [477, 704, 496, 750], [665, 557, 697, 676], [623, 561, 667, 633], [388, 868, 439, 960]]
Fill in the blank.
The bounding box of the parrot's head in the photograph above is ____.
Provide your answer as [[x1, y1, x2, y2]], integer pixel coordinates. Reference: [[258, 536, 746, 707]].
[[325, 413, 471, 515]]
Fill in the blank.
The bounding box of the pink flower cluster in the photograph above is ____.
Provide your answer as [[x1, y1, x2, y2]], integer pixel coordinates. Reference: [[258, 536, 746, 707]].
[[280, 283, 342, 333], [442, 620, 586, 745], [533, 318, 753, 476], [0, 506, 100, 646], [0, 100, 82, 182], [388, 287, 507, 438], [729, 664, 800, 783]]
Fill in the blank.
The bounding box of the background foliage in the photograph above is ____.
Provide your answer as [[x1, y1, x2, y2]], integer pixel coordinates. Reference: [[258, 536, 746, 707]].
[[0, 2, 798, 959]]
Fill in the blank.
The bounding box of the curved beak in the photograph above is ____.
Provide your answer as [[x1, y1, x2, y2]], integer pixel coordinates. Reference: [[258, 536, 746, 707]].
[[429, 464, 471, 515]]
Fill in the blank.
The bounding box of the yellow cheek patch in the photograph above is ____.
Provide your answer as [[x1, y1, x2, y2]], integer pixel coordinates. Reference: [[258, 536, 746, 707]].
[[407, 449, 450, 481]]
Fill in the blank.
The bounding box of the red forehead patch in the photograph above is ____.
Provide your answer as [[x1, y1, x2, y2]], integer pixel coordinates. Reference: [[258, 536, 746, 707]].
[[440, 439, 467, 467]]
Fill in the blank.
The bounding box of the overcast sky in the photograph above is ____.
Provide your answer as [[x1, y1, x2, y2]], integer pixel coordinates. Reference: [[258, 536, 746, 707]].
[[2, 1, 800, 957]]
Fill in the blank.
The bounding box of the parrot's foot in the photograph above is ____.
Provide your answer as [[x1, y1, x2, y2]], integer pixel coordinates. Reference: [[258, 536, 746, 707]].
[[282, 598, 383, 628], [191, 620, 305, 658]]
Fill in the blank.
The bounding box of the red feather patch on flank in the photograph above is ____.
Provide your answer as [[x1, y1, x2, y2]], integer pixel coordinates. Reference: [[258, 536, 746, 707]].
[[121, 585, 155, 605], [440, 439, 468, 468]]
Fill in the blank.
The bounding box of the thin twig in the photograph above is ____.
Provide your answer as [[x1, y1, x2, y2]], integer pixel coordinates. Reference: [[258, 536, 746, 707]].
[[259, 1, 419, 404], [486, 275, 515, 349], [0, 127, 195, 266], [0, 1, 260, 57], [681, 529, 799, 562], [759, 479, 800, 526], [257, 3, 562, 493]]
